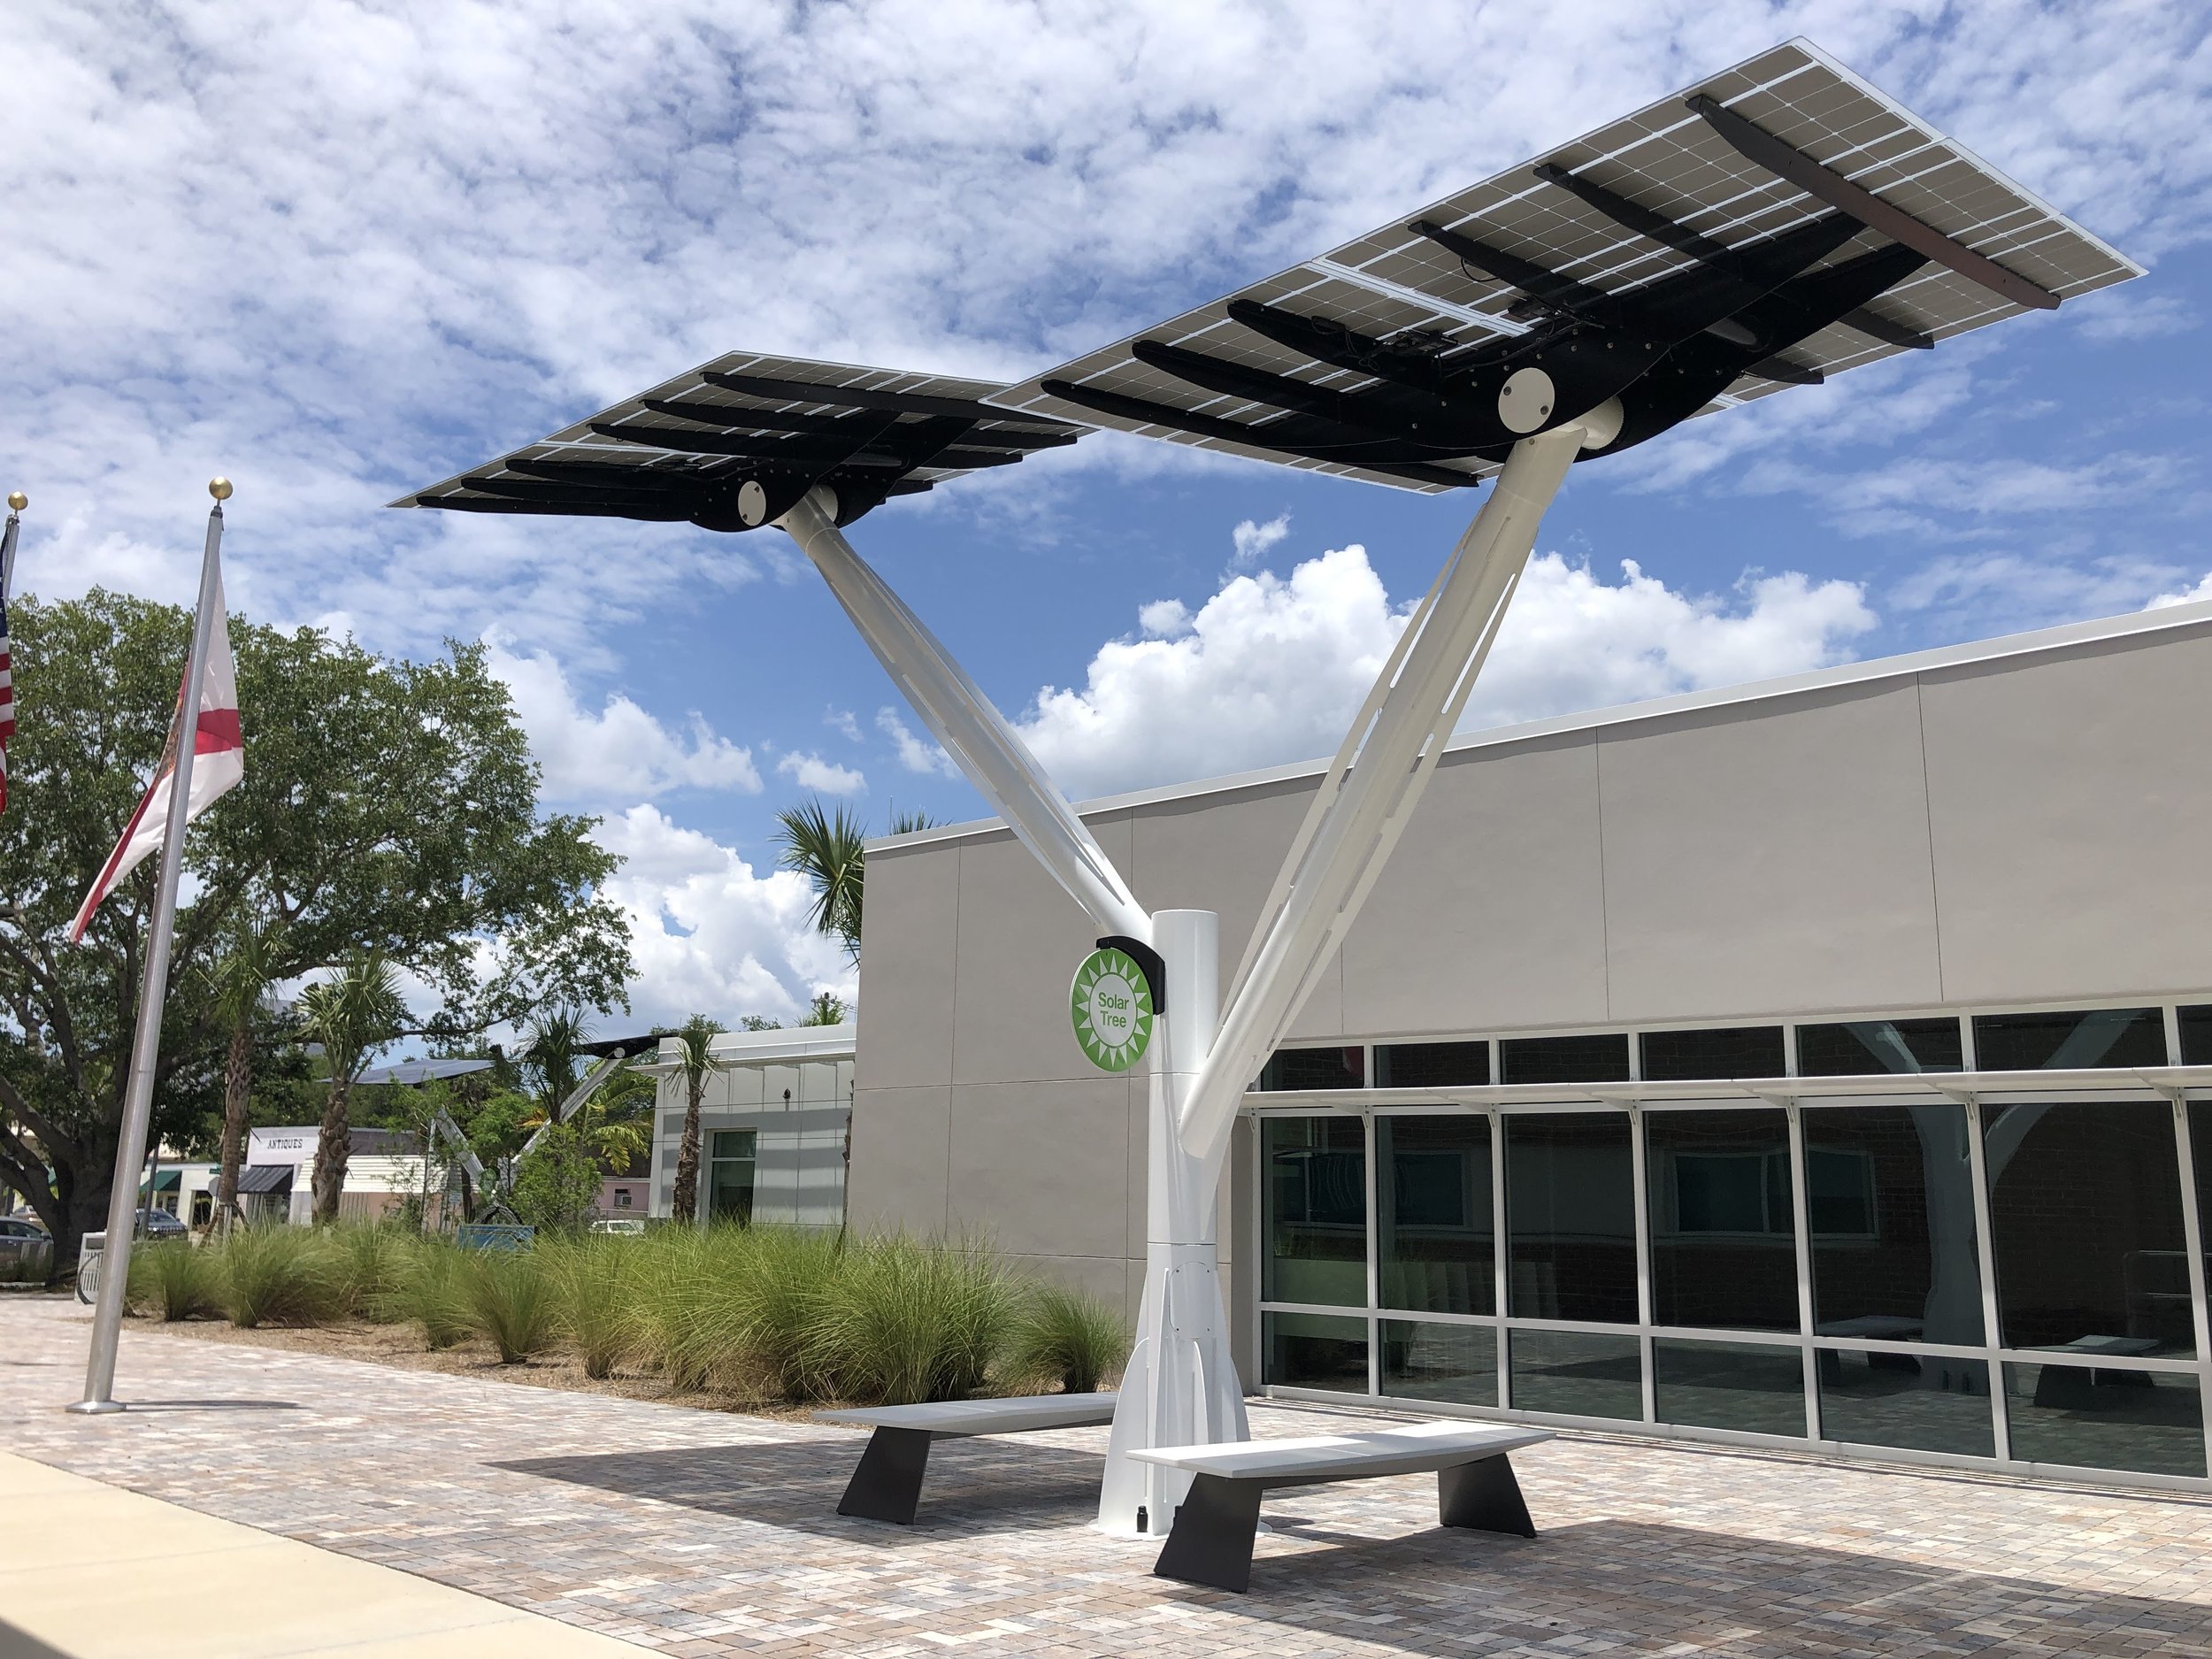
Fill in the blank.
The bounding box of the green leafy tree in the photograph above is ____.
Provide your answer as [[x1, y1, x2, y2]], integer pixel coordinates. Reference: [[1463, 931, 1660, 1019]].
[[511, 1123, 605, 1231], [667, 1014, 726, 1224], [775, 798, 865, 956], [0, 589, 633, 1274], [200, 911, 287, 1228], [298, 952, 408, 1224], [802, 991, 847, 1026]]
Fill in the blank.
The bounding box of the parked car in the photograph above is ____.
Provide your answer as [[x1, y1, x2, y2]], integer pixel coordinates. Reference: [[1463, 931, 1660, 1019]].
[[136, 1208, 187, 1240], [0, 1215, 53, 1280], [588, 1217, 646, 1237]]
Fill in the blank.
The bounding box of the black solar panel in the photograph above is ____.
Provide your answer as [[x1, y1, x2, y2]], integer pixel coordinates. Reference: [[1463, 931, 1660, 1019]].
[[988, 38, 2141, 492]]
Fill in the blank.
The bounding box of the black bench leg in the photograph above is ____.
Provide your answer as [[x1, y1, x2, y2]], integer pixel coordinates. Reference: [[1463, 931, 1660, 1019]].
[[1438, 1454, 1536, 1538], [837, 1426, 933, 1524], [1152, 1474, 1263, 1594]]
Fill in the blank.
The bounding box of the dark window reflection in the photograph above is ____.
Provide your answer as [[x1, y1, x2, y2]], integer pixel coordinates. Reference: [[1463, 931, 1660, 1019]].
[[1509, 1328, 1642, 1420], [2192, 1104, 2212, 1333], [1382, 1320, 1496, 1406], [1653, 1339, 1806, 1437], [1972, 1009, 2166, 1071], [1640, 1026, 1786, 1082], [1645, 1110, 1800, 1332], [1263, 1117, 1367, 1307], [1807, 1104, 1985, 1348], [1499, 1033, 1631, 1085], [2178, 1006, 2212, 1065], [2004, 1363, 2204, 1477], [1379, 1116, 1494, 1315], [1985, 1102, 2192, 1356], [1797, 1019, 1964, 1076], [1264, 1312, 1370, 1392], [1256, 1046, 1367, 1090], [1506, 1114, 1637, 1322], [1819, 1354, 1993, 1457], [1376, 1041, 1489, 1088]]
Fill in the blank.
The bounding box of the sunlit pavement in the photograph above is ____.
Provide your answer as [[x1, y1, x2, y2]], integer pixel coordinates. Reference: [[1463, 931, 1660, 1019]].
[[4, 1296, 2211, 1658]]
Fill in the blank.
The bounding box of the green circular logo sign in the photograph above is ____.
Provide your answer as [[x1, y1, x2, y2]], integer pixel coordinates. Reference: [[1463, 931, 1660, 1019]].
[[1071, 947, 1155, 1072]]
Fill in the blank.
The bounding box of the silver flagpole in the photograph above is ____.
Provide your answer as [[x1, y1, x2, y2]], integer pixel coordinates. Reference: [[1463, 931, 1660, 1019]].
[[71, 477, 232, 1414]]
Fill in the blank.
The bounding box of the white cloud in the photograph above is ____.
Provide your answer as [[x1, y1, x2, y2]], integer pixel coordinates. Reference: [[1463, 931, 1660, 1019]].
[[1230, 512, 1291, 571], [777, 751, 868, 795], [1891, 549, 2192, 634], [485, 635, 761, 804], [826, 708, 862, 741], [2150, 572, 2212, 610], [1017, 543, 1877, 800], [593, 805, 852, 1030], [878, 707, 960, 778]]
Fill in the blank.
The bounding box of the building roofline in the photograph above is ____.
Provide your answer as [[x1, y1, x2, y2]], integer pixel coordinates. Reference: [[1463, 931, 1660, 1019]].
[[647, 1024, 856, 1066], [870, 596, 2212, 854]]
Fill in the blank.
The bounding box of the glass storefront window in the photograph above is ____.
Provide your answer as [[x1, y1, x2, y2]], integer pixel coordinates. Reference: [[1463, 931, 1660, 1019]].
[[1375, 1041, 1488, 1088], [2003, 1363, 2204, 1478], [1498, 1033, 1630, 1085], [1971, 1008, 2167, 1071], [1265, 1311, 1368, 1391], [1381, 1320, 1496, 1407], [1644, 1110, 1800, 1332], [1653, 1338, 1806, 1437], [1379, 1115, 1493, 1315], [1505, 1113, 1637, 1323], [1508, 1328, 1642, 1420], [707, 1129, 757, 1224], [1806, 1103, 1985, 1348], [1263, 1117, 1366, 1306], [1818, 1354, 1993, 1457], [1640, 1026, 1786, 1082], [1796, 1018, 1964, 1076], [1985, 1101, 2193, 1356], [1256, 1047, 1366, 1090], [2178, 1006, 2212, 1065]]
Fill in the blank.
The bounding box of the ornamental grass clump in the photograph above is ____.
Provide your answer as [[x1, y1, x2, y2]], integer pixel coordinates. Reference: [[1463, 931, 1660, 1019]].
[[127, 1240, 222, 1322], [629, 1222, 723, 1389], [802, 1233, 1013, 1405], [388, 1237, 472, 1348], [331, 1222, 413, 1320], [217, 1225, 348, 1328], [544, 1235, 636, 1379], [1002, 1285, 1130, 1394], [461, 1247, 560, 1363]]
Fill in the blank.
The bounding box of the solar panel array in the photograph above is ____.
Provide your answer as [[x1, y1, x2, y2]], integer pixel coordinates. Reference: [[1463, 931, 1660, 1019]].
[[396, 351, 1088, 526], [988, 38, 2141, 492]]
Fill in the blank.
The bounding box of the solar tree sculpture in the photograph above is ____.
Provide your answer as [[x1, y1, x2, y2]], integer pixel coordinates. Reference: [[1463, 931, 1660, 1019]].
[[401, 41, 2137, 1536]]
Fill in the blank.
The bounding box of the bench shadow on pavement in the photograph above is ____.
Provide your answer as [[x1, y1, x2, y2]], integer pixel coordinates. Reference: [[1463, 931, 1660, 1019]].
[[494, 1433, 1107, 1543]]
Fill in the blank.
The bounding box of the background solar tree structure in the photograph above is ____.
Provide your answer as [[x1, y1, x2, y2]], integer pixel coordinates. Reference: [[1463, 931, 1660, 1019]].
[[400, 38, 2138, 1539]]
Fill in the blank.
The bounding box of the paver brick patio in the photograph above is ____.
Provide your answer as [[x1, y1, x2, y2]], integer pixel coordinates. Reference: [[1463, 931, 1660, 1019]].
[[4, 1297, 2211, 1656]]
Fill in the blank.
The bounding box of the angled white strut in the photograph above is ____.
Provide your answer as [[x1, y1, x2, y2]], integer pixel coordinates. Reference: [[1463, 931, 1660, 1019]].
[[776, 412, 1601, 1538]]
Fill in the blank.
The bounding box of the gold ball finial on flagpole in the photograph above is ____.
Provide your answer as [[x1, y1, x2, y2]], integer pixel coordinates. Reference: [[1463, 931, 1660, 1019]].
[[5, 492, 23, 512], [209, 477, 233, 502]]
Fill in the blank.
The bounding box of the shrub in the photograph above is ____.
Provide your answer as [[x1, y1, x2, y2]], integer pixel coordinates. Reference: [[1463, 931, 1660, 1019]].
[[1002, 1285, 1130, 1394], [217, 1225, 347, 1328], [545, 1236, 635, 1379], [462, 1248, 560, 1363], [127, 1240, 222, 1322], [802, 1233, 1014, 1405], [511, 1125, 603, 1232], [388, 1240, 472, 1348], [629, 1224, 725, 1390], [331, 1223, 413, 1320]]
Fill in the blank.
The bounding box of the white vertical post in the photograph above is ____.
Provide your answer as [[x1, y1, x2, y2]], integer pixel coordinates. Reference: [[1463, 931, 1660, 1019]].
[[72, 490, 227, 1415]]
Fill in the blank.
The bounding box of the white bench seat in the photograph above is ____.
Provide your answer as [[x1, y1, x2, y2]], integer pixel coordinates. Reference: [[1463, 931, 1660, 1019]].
[[1129, 1420, 1553, 1591], [812, 1393, 1117, 1523]]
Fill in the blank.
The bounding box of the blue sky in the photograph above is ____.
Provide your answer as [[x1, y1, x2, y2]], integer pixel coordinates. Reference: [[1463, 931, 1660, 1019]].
[[7, 1, 2209, 1027]]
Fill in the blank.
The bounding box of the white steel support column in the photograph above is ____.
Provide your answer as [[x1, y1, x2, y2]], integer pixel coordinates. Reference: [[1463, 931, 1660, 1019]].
[[776, 411, 1597, 1536]]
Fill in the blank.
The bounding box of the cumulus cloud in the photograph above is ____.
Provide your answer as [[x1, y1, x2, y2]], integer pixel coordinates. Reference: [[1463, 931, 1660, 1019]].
[[826, 708, 862, 741], [1230, 512, 1292, 571], [878, 707, 960, 778], [2150, 572, 2212, 609], [1017, 543, 1876, 801], [485, 635, 762, 804], [593, 806, 852, 1030], [777, 752, 867, 795]]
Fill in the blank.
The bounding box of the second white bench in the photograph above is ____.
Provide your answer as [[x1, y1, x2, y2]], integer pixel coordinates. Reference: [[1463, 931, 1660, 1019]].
[[813, 1393, 1118, 1523], [1130, 1419, 1553, 1591]]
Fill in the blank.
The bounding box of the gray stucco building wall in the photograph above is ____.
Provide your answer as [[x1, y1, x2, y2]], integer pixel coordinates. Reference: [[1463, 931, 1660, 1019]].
[[848, 600, 2212, 1330]]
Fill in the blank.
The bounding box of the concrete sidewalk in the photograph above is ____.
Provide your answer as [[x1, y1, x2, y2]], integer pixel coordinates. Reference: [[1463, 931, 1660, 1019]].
[[0, 1450, 647, 1659]]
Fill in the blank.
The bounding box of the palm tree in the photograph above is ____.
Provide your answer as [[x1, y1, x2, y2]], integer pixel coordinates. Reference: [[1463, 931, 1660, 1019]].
[[521, 1004, 589, 1124], [300, 953, 409, 1225], [775, 799, 940, 958], [667, 1013, 726, 1225], [204, 914, 285, 1231]]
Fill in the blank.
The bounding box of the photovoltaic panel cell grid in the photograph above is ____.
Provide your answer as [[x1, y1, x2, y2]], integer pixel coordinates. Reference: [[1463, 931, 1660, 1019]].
[[395, 350, 1087, 515], [988, 38, 2142, 493]]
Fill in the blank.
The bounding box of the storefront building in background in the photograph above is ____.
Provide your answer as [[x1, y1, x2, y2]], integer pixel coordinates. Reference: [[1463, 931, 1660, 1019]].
[[849, 597, 2212, 1492]]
